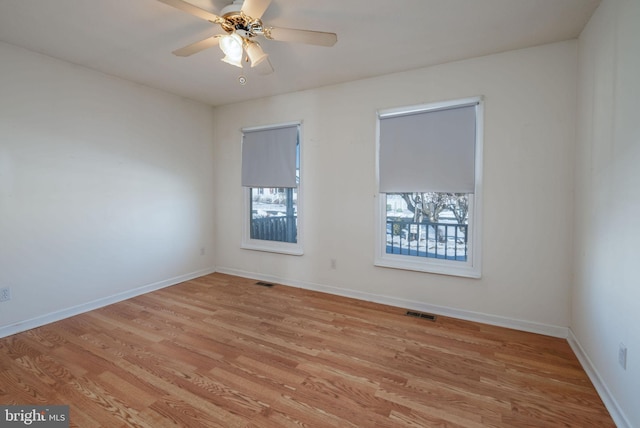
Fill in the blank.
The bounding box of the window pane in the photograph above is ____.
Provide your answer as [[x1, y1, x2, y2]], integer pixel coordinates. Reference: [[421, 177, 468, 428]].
[[385, 192, 469, 261], [250, 187, 297, 243]]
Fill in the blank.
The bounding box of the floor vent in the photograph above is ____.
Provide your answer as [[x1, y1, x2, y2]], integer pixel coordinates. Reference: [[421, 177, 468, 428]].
[[255, 281, 274, 287], [406, 311, 437, 321]]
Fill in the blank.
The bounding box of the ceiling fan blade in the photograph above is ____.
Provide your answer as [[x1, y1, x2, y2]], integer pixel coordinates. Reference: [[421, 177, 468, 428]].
[[172, 36, 221, 57], [241, 0, 272, 19], [265, 27, 337, 47], [255, 57, 274, 75], [157, 0, 224, 23]]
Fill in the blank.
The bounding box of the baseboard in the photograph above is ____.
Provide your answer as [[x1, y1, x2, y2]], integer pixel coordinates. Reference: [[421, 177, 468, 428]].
[[215, 267, 568, 338], [0, 267, 217, 339], [567, 328, 631, 428]]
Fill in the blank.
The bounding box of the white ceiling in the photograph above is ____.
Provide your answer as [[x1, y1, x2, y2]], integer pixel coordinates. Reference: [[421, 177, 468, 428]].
[[0, 0, 600, 107]]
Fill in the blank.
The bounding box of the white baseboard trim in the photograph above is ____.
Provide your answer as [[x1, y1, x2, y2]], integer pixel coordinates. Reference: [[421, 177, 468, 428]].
[[215, 267, 568, 338], [567, 328, 630, 428], [0, 267, 216, 339]]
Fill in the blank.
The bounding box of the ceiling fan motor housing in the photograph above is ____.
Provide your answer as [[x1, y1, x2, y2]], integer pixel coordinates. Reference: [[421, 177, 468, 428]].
[[220, 6, 262, 38]]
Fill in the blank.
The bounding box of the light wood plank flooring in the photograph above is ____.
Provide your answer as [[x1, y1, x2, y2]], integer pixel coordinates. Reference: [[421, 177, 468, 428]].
[[0, 273, 613, 427]]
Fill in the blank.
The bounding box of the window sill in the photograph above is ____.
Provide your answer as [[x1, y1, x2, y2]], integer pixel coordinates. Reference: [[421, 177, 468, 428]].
[[374, 254, 481, 278], [241, 240, 303, 256]]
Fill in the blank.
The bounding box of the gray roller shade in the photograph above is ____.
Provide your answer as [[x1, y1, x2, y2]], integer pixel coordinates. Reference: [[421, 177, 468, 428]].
[[242, 125, 298, 188], [379, 104, 477, 193]]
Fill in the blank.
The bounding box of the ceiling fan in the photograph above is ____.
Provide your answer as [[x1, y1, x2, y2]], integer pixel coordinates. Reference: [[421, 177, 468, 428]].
[[158, 0, 338, 74]]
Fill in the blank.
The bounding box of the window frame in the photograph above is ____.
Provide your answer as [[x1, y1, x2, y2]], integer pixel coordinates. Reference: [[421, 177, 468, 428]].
[[374, 97, 483, 278], [241, 121, 303, 256]]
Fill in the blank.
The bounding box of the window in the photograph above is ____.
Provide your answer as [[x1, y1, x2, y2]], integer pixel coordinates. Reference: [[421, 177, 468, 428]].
[[241, 122, 302, 255], [375, 97, 483, 277]]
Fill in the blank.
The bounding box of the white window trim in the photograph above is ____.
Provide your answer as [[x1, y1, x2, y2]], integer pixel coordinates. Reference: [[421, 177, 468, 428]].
[[241, 121, 304, 256], [374, 97, 483, 278]]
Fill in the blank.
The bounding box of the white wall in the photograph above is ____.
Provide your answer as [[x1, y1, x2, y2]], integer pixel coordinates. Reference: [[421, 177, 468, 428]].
[[573, 0, 640, 426], [213, 41, 577, 336], [0, 42, 216, 333]]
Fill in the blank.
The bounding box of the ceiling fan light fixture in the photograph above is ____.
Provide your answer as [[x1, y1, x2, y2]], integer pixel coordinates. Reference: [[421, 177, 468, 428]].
[[245, 41, 268, 67], [221, 54, 244, 68], [219, 33, 244, 67]]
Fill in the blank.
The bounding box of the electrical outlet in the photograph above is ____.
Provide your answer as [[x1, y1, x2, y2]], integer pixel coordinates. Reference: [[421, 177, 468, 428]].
[[0, 287, 11, 302], [618, 343, 627, 370]]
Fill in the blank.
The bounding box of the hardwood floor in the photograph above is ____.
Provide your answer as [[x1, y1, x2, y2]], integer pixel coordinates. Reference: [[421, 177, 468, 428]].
[[0, 273, 613, 427]]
